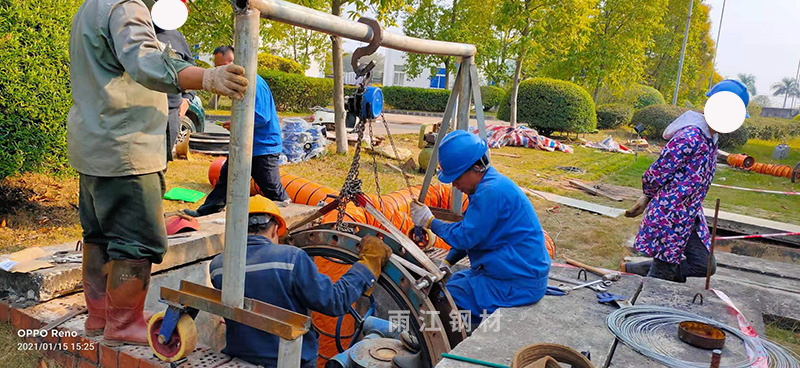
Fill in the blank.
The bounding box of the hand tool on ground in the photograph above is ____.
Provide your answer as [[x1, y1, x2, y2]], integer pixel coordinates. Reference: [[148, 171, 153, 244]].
[[549, 275, 609, 292], [41, 305, 87, 331], [569, 279, 611, 291], [52, 251, 83, 264], [546, 286, 568, 296], [565, 258, 621, 281]]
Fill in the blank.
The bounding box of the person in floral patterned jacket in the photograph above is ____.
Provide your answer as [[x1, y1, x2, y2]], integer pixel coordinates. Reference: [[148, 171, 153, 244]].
[[620, 80, 750, 282]]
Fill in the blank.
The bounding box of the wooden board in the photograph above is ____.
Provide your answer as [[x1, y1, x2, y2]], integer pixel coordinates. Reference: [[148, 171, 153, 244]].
[[568, 180, 624, 202], [524, 189, 626, 218]]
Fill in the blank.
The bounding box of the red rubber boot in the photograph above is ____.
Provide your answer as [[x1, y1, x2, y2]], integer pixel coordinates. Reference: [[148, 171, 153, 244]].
[[103, 259, 152, 346], [82, 243, 109, 336]]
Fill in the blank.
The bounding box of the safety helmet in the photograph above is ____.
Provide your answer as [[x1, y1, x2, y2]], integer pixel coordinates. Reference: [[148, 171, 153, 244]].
[[706, 79, 750, 118], [437, 130, 489, 184], [248, 195, 287, 236]]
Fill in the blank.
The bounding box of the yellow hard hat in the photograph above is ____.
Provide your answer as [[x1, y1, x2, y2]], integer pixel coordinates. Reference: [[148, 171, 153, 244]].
[[248, 195, 287, 236]]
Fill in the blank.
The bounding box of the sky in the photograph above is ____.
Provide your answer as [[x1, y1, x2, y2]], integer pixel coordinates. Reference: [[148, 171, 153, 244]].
[[705, 0, 800, 107]]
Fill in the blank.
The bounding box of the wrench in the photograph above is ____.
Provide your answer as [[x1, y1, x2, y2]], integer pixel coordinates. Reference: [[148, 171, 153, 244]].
[[549, 275, 610, 292]]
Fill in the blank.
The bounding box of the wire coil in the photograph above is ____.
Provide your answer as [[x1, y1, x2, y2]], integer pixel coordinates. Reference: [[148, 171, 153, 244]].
[[607, 306, 800, 368]]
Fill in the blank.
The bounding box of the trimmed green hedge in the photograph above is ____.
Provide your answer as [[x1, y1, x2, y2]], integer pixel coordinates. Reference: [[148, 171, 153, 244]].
[[0, 0, 80, 178], [623, 85, 666, 110], [258, 53, 304, 75], [743, 117, 800, 141], [497, 78, 596, 135], [259, 70, 332, 112], [383, 86, 450, 112], [630, 104, 689, 140], [480, 85, 505, 111], [596, 103, 634, 129], [718, 128, 749, 150]]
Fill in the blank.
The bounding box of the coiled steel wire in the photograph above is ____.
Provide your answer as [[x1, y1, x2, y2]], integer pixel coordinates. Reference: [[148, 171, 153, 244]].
[[607, 306, 800, 368]]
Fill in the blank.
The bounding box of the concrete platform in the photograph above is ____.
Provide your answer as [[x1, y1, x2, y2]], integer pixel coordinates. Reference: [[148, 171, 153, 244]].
[[436, 265, 644, 368], [0, 204, 318, 302]]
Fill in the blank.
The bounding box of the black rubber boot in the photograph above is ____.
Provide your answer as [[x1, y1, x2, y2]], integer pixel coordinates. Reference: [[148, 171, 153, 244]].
[[621, 260, 652, 277]]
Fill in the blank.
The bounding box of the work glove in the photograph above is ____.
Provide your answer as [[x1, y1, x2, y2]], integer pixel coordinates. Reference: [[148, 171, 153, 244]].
[[624, 195, 651, 218], [357, 235, 392, 296], [202, 64, 248, 100], [410, 201, 434, 228]]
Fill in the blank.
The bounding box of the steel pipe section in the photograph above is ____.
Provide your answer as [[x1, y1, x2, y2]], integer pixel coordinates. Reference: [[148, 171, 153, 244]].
[[248, 0, 476, 57]]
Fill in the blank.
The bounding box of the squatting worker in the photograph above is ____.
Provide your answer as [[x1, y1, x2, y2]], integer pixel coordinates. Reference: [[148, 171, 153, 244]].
[[410, 130, 551, 324], [620, 80, 750, 282], [209, 196, 392, 367], [184, 45, 290, 218], [70, 0, 248, 346]]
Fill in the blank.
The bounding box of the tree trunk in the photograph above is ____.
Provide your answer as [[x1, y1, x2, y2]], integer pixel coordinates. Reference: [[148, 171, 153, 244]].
[[510, 57, 523, 128], [593, 82, 602, 103], [444, 58, 450, 89], [331, 0, 347, 154], [784, 93, 789, 109]]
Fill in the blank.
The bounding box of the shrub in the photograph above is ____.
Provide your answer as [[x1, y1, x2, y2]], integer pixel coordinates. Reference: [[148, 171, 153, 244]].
[[718, 128, 749, 150], [257, 53, 304, 75], [195, 59, 212, 69], [480, 85, 505, 111], [742, 117, 800, 141], [259, 70, 332, 112], [793, 114, 800, 121], [623, 85, 666, 110], [0, 0, 81, 178], [630, 105, 689, 140], [497, 78, 596, 135], [382, 86, 450, 112], [596, 103, 634, 129], [747, 102, 762, 118]]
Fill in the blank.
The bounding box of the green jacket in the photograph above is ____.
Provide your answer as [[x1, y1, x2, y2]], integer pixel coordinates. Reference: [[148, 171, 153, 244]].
[[68, 0, 193, 176]]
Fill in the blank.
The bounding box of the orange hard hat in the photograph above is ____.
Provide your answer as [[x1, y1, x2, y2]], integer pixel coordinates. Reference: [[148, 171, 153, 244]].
[[248, 195, 287, 236], [165, 215, 200, 235]]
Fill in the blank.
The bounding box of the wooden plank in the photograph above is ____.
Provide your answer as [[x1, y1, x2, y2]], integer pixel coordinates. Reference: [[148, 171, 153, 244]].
[[384, 162, 414, 179], [492, 152, 521, 158], [568, 180, 624, 202], [524, 189, 626, 218], [435, 265, 644, 368]]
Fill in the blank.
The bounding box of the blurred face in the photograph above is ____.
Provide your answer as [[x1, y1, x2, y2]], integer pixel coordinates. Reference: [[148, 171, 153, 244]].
[[214, 51, 234, 67], [452, 167, 485, 195]]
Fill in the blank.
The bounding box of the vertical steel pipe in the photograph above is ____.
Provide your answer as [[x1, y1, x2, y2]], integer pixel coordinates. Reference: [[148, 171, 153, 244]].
[[221, 8, 260, 308]]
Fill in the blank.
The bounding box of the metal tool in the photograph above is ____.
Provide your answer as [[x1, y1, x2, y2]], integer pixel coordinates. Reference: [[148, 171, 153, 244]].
[[52, 251, 82, 264], [570, 279, 611, 291], [41, 305, 87, 331], [565, 258, 621, 281], [549, 275, 609, 292]]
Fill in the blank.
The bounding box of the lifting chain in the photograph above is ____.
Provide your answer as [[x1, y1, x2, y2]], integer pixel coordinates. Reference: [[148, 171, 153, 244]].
[[335, 110, 367, 233]]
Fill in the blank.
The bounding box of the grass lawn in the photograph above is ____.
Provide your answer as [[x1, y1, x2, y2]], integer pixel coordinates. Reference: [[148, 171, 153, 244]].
[[1, 129, 798, 268]]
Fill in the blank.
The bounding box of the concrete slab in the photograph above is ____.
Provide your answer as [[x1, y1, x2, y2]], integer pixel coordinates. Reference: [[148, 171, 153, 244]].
[[0, 204, 318, 302], [524, 189, 626, 218], [705, 209, 800, 246], [715, 251, 800, 281], [607, 275, 800, 367], [436, 265, 643, 368]]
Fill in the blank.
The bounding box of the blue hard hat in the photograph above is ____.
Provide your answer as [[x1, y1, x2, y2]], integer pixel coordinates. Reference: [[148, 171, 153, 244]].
[[437, 130, 488, 184], [706, 79, 750, 118]]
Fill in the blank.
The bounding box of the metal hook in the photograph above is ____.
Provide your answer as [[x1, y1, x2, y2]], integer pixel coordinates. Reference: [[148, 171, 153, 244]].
[[692, 293, 704, 305], [577, 268, 587, 281], [350, 17, 383, 82]]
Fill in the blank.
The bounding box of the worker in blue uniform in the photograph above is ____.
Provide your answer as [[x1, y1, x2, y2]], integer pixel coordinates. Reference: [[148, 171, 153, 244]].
[[209, 196, 392, 368], [410, 130, 551, 324]]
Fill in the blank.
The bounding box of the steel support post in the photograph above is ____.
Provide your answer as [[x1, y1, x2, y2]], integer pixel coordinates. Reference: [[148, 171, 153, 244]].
[[221, 8, 260, 308], [451, 58, 471, 215], [277, 336, 303, 368]]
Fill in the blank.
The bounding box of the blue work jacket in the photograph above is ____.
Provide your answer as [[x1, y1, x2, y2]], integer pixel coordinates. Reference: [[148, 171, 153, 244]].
[[432, 167, 551, 288], [209, 235, 375, 367], [253, 76, 282, 156]]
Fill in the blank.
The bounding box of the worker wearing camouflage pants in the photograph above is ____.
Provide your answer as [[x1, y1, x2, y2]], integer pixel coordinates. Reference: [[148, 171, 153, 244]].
[[70, 0, 247, 345]]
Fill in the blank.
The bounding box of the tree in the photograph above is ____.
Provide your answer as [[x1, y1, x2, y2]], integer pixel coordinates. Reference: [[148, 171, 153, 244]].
[[181, 0, 236, 53], [546, 0, 668, 102], [402, 0, 497, 88], [644, 0, 718, 106], [495, 0, 595, 127], [737, 73, 757, 96], [261, 0, 330, 69], [771, 77, 799, 108], [752, 95, 771, 108]]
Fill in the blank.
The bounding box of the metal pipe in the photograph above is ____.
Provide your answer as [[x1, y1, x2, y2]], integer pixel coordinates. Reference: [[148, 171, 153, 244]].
[[705, 198, 720, 290], [708, 0, 726, 90], [672, 0, 694, 105], [250, 0, 476, 57], [221, 9, 261, 308]]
